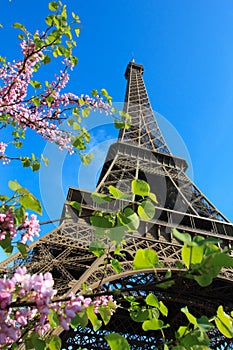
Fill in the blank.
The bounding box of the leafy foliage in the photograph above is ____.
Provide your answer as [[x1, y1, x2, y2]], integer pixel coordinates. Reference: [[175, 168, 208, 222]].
[[0, 0, 233, 348]]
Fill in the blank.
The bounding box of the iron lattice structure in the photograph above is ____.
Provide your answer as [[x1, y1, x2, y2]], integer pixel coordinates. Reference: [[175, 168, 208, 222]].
[[1, 61, 233, 349]]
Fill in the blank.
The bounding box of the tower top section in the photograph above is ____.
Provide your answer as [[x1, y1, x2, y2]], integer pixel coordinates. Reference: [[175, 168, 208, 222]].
[[119, 61, 171, 155], [125, 61, 144, 80]]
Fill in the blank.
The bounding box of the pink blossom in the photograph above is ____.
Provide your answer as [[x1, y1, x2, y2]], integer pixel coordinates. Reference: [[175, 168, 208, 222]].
[[0, 37, 112, 157], [0, 142, 7, 156], [0, 209, 16, 240], [0, 266, 117, 346], [21, 213, 40, 244]]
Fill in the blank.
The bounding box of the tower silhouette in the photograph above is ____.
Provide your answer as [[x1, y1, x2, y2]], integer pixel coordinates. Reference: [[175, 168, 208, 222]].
[[1, 61, 233, 349]]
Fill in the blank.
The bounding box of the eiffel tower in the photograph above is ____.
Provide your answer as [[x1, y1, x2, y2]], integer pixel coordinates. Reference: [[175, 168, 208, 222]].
[[1, 61, 233, 349]]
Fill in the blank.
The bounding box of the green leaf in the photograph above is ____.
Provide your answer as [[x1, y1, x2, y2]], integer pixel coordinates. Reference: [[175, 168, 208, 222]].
[[73, 122, 80, 130], [74, 27, 80, 37], [8, 180, 21, 191], [182, 243, 204, 268], [108, 185, 131, 199], [46, 95, 54, 107], [13, 22, 25, 29], [172, 228, 191, 243], [101, 88, 109, 97], [71, 56, 78, 66], [197, 316, 213, 332], [45, 15, 54, 26], [157, 269, 175, 289], [194, 273, 213, 287], [41, 154, 49, 166], [149, 192, 158, 203], [20, 195, 42, 215], [114, 121, 126, 129], [181, 306, 197, 326], [27, 332, 46, 350], [48, 310, 59, 328], [46, 336, 61, 350], [92, 89, 98, 97], [30, 80, 42, 89], [215, 305, 233, 338], [105, 333, 130, 350], [179, 329, 211, 348], [89, 240, 105, 257], [122, 208, 139, 231], [108, 226, 126, 245], [42, 54, 51, 64], [70, 310, 88, 329], [0, 234, 13, 256], [32, 161, 40, 172], [48, 2, 59, 11], [32, 97, 41, 106], [80, 153, 94, 165], [18, 34, 25, 40], [212, 251, 233, 268], [111, 259, 122, 273], [67, 118, 74, 126], [14, 206, 25, 225], [90, 214, 114, 228], [69, 201, 82, 212], [91, 193, 112, 204], [72, 12, 80, 22], [17, 242, 28, 259], [132, 179, 150, 197], [176, 326, 189, 339], [14, 141, 23, 148], [98, 306, 112, 325], [134, 249, 159, 270], [93, 228, 106, 238], [130, 309, 150, 322], [0, 195, 9, 201], [82, 108, 90, 118], [138, 200, 155, 221], [22, 157, 31, 168], [87, 304, 102, 331], [159, 301, 168, 317], [142, 318, 165, 331], [175, 260, 184, 269], [71, 135, 85, 150], [145, 293, 159, 308]]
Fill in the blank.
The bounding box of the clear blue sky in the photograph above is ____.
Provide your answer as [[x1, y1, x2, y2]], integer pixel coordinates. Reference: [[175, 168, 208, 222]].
[[1, 0, 233, 248]]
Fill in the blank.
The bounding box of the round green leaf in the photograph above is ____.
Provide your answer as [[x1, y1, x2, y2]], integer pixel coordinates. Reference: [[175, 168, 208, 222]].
[[133, 249, 159, 270], [132, 179, 150, 197], [142, 318, 164, 331], [105, 333, 130, 350], [138, 200, 155, 221], [215, 306, 233, 338], [89, 240, 105, 258], [123, 208, 140, 231]]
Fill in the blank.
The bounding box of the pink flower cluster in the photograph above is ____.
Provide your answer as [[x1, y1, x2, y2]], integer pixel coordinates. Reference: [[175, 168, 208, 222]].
[[92, 295, 116, 314], [0, 142, 10, 164], [0, 267, 56, 344], [0, 267, 117, 345], [0, 209, 16, 240], [0, 210, 40, 244], [0, 36, 112, 156], [21, 213, 40, 244], [0, 142, 6, 156]]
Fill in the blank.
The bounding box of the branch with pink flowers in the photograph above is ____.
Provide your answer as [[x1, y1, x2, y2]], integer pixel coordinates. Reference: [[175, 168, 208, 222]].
[[0, 1, 130, 168], [0, 266, 117, 347]]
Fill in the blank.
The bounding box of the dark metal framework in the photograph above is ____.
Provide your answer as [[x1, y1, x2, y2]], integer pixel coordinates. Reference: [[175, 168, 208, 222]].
[[1, 61, 233, 349]]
